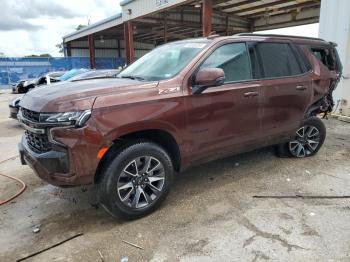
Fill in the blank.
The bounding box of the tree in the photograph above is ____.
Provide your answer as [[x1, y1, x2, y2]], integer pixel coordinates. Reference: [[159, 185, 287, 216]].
[[56, 43, 64, 54], [76, 24, 87, 31], [55, 24, 87, 55], [25, 54, 52, 58]]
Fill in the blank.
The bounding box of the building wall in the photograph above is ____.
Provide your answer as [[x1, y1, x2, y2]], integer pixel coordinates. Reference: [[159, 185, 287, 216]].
[[70, 39, 155, 60], [319, 0, 350, 116]]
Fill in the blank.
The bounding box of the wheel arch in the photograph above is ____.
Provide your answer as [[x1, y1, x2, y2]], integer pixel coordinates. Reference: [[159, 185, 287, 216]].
[[94, 128, 182, 184]]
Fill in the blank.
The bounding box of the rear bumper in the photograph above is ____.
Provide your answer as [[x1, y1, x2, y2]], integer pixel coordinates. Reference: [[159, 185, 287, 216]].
[[19, 136, 92, 186]]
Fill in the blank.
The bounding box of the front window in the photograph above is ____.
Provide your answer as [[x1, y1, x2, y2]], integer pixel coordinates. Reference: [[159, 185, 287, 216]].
[[118, 41, 209, 81], [200, 43, 252, 83]]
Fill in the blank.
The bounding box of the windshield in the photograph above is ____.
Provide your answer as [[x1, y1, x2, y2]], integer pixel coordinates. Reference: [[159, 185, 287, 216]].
[[69, 69, 120, 81], [118, 41, 208, 81], [59, 69, 89, 81]]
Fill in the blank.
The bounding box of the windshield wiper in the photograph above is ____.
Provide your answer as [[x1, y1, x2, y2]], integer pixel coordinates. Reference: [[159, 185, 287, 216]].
[[71, 75, 118, 82], [120, 75, 146, 81]]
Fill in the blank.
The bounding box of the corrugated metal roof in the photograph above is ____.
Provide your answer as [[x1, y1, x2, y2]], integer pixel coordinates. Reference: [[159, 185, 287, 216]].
[[63, 13, 122, 42], [64, 0, 320, 44], [120, 0, 135, 6]]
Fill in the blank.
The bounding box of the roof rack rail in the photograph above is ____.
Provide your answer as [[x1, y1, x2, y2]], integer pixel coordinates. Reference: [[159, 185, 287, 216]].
[[234, 33, 326, 42]]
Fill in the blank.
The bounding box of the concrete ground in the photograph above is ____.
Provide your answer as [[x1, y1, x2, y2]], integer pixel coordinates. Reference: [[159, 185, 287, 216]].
[[0, 90, 349, 262]]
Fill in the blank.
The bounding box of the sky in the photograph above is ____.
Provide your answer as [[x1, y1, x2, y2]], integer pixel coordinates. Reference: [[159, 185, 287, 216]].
[[0, 0, 319, 57], [0, 0, 122, 57], [257, 23, 319, 37]]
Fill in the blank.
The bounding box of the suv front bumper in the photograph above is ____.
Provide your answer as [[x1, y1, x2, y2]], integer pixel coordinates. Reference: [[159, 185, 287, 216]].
[[9, 105, 19, 119], [19, 135, 91, 186]]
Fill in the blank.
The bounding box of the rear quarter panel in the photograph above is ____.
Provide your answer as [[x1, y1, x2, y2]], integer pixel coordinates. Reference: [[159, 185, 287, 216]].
[[302, 46, 336, 102]]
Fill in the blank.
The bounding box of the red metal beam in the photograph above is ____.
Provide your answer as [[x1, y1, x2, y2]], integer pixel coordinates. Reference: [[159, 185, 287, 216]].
[[88, 35, 96, 69], [124, 21, 134, 64], [202, 0, 213, 37]]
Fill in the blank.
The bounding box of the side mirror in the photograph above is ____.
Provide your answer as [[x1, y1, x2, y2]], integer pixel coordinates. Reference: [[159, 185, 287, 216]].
[[192, 68, 225, 94]]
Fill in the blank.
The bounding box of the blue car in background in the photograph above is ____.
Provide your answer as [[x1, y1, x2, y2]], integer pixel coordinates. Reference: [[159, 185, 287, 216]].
[[58, 68, 90, 81]]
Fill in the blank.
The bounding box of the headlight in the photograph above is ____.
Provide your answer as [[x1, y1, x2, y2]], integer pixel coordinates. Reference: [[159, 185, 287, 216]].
[[11, 97, 22, 107], [40, 110, 92, 127]]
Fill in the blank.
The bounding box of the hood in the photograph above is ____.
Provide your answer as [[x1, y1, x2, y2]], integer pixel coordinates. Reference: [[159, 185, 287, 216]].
[[19, 78, 158, 112]]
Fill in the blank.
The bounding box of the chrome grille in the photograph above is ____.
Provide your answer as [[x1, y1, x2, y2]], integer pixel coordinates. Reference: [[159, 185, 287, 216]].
[[25, 131, 52, 153], [21, 108, 40, 122]]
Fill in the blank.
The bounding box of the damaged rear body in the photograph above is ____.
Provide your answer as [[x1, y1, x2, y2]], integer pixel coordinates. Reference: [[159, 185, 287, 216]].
[[301, 41, 343, 117]]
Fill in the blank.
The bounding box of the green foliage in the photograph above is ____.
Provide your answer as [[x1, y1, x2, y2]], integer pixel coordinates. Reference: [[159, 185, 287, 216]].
[[25, 54, 52, 58], [76, 24, 87, 31], [56, 43, 64, 53]]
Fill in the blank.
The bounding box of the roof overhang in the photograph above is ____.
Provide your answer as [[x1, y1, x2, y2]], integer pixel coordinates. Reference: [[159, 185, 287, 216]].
[[63, 13, 123, 43], [63, 0, 321, 45], [120, 0, 135, 6]]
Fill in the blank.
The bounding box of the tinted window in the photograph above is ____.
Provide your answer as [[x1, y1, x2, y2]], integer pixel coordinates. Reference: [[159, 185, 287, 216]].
[[256, 43, 303, 78], [311, 47, 335, 71], [248, 42, 262, 79], [293, 45, 312, 73], [200, 43, 252, 82]]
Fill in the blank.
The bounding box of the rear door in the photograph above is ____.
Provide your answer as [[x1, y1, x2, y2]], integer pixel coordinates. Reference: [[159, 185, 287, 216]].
[[253, 41, 313, 140]]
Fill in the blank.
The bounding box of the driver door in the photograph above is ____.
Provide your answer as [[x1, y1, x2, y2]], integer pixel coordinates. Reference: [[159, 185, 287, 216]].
[[186, 42, 263, 163]]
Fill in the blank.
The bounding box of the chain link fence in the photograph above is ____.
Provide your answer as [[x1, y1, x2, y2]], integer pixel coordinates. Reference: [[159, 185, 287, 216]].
[[0, 57, 125, 89]]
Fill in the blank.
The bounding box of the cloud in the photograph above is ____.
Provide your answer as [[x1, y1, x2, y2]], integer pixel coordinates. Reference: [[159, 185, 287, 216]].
[[0, 16, 43, 31], [0, 0, 122, 56], [0, 0, 80, 31], [12, 0, 80, 19]]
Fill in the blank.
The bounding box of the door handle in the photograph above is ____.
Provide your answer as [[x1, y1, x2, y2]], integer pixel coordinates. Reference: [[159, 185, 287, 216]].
[[244, 91, 259, 97], [296, 85, 307, 90]]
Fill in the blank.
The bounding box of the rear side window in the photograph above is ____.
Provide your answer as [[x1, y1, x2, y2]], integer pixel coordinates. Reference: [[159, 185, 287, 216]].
[[200, 43, 252, 82], [256, 43, 303, 78], [310, 47, 336, 71]]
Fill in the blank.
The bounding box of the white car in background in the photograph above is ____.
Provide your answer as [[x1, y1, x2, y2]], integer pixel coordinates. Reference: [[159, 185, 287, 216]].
[[13, 71, 66, 94]]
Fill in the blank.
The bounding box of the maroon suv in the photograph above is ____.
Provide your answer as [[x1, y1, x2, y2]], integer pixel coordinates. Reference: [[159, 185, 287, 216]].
[[18, 34, 342, 219]]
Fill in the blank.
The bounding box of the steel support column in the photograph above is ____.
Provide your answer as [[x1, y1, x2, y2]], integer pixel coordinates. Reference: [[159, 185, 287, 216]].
[[202, 0, 213, 37], [225, 16, 229, 36], [88, 35, 96, 69], [124, 21, 134, 64], [117, 39, 121, 58], [164, 14, 168, 43], [66, 42, 72, 57]]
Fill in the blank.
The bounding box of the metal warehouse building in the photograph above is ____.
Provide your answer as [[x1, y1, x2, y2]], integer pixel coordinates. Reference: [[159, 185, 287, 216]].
[[63, 0, 350, 115]]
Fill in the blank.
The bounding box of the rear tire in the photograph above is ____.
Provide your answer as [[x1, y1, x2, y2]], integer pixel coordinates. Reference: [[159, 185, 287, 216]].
[[277, 117, 326, 158], [97, 140, 174, 220]]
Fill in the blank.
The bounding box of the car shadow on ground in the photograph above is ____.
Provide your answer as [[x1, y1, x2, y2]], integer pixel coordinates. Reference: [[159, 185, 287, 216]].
[[33, 146, 277, 227]]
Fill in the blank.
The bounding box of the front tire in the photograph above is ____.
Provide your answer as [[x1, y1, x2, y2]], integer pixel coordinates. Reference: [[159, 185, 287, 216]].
[[97, 140, 174, 220], [277, 117, 326, 158]]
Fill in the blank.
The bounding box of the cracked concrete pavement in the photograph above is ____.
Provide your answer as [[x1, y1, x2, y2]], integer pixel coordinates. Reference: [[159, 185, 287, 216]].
[[0, 90, 350, 261]]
